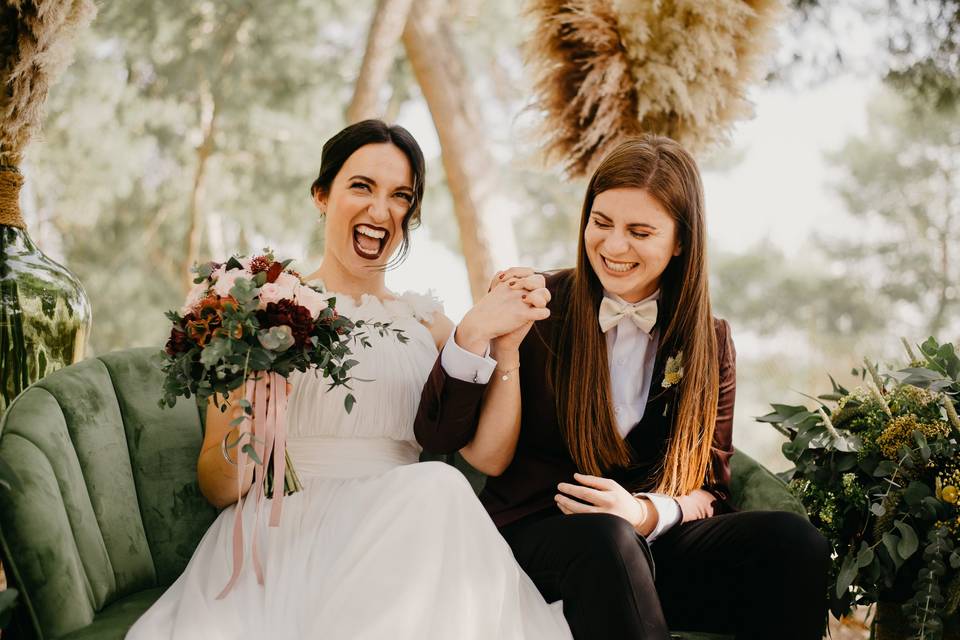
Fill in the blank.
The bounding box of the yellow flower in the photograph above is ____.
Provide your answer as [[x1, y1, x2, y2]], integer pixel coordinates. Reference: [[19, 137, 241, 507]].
[[942, 485, 958, 505], [875, 414, 950, 460], [662, 351, 684, 389]]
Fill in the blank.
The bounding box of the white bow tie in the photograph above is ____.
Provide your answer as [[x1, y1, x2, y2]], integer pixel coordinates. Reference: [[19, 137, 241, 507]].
[[598, 296, 658, 334]]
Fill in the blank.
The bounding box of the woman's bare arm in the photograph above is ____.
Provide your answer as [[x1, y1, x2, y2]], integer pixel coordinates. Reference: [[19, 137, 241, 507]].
[[459, 269, 550, 476], [197, 388, 255, 509], [459, 340, 523, 475]]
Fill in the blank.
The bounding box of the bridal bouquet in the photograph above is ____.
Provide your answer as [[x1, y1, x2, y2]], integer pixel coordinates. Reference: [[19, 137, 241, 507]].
[[759, 338, 960, 639], [159, 250, 405, 596]]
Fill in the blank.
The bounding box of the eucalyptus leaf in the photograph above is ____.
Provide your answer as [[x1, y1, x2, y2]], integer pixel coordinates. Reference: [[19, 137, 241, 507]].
[[873, 460, 898, 477], [771, 403, 811, 419], [344, 393, 356, 414], [894, 521, 919, 559], [241, 443, 262, 466], [890, 367, 947, 385], [247, 348, 274, 370], [903, 481, 931, 506], [200, 337, 233, 367], [836, 455, 859, 471], [856, 542, 875, 568], [883, 532, 904, 569], [921, 496, 943, 518], [229, 277, 258, 304]]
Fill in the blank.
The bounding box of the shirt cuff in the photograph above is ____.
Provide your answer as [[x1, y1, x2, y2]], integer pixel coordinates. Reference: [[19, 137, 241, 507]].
[[637, 492, 682, 543], [440, 327, 497, 384]]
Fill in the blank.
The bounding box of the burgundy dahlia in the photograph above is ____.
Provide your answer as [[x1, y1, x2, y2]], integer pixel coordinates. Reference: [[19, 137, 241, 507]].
[[165, 327, 192, 356], [256, 299, 314, 347]]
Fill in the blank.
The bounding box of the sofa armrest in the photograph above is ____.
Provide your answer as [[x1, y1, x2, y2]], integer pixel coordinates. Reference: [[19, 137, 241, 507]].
[[729, 450, 806, 516]]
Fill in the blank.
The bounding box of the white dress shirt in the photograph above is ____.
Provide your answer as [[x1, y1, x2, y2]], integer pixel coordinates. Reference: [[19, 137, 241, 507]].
[[602, 289, 681, 541], [440, 295, 682, 542]]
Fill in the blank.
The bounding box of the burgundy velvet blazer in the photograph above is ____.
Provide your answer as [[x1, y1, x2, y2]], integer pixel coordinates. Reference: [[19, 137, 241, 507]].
[[414, 270, 737, 528]]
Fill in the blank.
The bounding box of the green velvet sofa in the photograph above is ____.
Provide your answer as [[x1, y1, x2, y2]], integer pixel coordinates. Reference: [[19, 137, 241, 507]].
[[0, 347, 805, 639]]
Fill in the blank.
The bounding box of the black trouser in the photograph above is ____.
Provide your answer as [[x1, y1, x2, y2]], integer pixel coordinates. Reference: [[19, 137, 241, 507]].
[[500, 510, 830, 640]]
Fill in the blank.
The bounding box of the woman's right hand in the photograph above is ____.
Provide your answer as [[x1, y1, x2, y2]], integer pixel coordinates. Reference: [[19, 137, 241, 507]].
[[488, 268, 552, 355], [675, 489, 717, 523], [456, 269, 550, 355]]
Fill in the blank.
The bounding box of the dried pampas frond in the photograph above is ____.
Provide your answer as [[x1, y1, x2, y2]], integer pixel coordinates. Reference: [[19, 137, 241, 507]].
[[526, 0, 782, 177], [524, 0, 642, 178], [0, 0, 98, 168]]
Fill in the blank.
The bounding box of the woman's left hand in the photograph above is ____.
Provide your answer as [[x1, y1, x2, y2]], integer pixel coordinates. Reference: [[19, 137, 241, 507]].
[[556, 473, 648, 530]]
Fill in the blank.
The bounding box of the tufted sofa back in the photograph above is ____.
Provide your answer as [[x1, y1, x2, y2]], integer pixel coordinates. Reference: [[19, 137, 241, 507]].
[[0, 348, 217, 639]]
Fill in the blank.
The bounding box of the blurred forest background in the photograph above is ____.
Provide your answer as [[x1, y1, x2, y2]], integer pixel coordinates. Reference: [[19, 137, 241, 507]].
[[16, 0, 959, 475]]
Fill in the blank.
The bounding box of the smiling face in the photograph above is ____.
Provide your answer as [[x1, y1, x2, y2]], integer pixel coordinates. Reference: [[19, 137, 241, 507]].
[[583, 187, 681, 302], [314, 142, 414, 273]]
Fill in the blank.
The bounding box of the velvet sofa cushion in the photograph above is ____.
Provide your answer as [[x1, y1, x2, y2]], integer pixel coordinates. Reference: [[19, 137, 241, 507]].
[[0, 348, 215, 639], [57, 587, 166, 640], [729, 450, 805, 516]]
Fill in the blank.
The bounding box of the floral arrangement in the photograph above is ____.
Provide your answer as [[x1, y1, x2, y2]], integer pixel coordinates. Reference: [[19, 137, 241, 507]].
[[760, 338, 960, 639], [161, 250, 404, 413], [159, 250, 405, 597]]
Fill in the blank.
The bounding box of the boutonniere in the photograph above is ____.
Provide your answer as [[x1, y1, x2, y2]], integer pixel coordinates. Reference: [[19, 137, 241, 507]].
[[661, 351, 684, 389]]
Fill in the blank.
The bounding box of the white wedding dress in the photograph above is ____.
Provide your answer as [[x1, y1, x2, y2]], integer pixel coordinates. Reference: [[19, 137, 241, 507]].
[[128, 291, 571, 639]]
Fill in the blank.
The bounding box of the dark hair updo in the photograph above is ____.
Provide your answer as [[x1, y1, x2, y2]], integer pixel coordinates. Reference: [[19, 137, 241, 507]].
[[310, 119, 426, 267]]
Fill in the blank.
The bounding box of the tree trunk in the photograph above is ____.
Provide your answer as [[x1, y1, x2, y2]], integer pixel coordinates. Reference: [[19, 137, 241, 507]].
[[179, 11, 248, 295], [181, 82, 217, 295], [347, 0, 414, 123], [402, 2, 516, 301], [928, 175, 954, 337]]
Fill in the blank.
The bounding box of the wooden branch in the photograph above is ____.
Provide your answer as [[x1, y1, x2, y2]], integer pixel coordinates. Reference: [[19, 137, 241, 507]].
[[402, 2, 503, 301], [347, 0, 414, 123]]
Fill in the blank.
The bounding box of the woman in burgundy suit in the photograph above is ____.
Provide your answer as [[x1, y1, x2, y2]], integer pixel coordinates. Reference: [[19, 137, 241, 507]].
[[415, 135, 830, 639]]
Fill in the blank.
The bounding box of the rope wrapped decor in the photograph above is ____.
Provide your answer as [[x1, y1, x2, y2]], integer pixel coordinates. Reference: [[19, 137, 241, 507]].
[[525, 0, 782, 177], [0, 0, 97, 228]]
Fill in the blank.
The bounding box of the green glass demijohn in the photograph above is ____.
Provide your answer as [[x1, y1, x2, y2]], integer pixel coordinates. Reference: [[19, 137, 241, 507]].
[[0, 167, 91, 413]]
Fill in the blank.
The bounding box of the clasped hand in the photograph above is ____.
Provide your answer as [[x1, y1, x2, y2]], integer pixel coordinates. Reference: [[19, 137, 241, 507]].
[[457, 267, 552, 356]]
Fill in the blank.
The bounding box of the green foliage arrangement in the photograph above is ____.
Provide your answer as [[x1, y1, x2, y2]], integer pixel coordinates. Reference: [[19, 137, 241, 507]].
[[760, 338, 960, 639]]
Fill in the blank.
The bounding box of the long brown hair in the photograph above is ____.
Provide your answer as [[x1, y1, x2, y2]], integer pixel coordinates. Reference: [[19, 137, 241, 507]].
[[553, 135, 719, 497]]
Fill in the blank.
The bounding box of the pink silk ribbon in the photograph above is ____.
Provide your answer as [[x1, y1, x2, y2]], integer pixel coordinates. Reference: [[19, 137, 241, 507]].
[[216, 372, 290, 599]]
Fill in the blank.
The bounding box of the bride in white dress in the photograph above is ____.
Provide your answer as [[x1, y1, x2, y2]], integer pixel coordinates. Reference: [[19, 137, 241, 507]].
[[127, 120, 570, 639]]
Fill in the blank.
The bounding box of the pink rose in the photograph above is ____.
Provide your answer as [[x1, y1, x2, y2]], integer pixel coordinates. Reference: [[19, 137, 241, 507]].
[[274, 272, 301, 291], [294, 285, 330, 319], [212, 268, 247, 298], [258, 282, 294, 308]]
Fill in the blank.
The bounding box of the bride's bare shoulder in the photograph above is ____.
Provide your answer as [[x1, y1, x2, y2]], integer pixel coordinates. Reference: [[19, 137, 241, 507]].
[[423, 311, 454, 351]]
